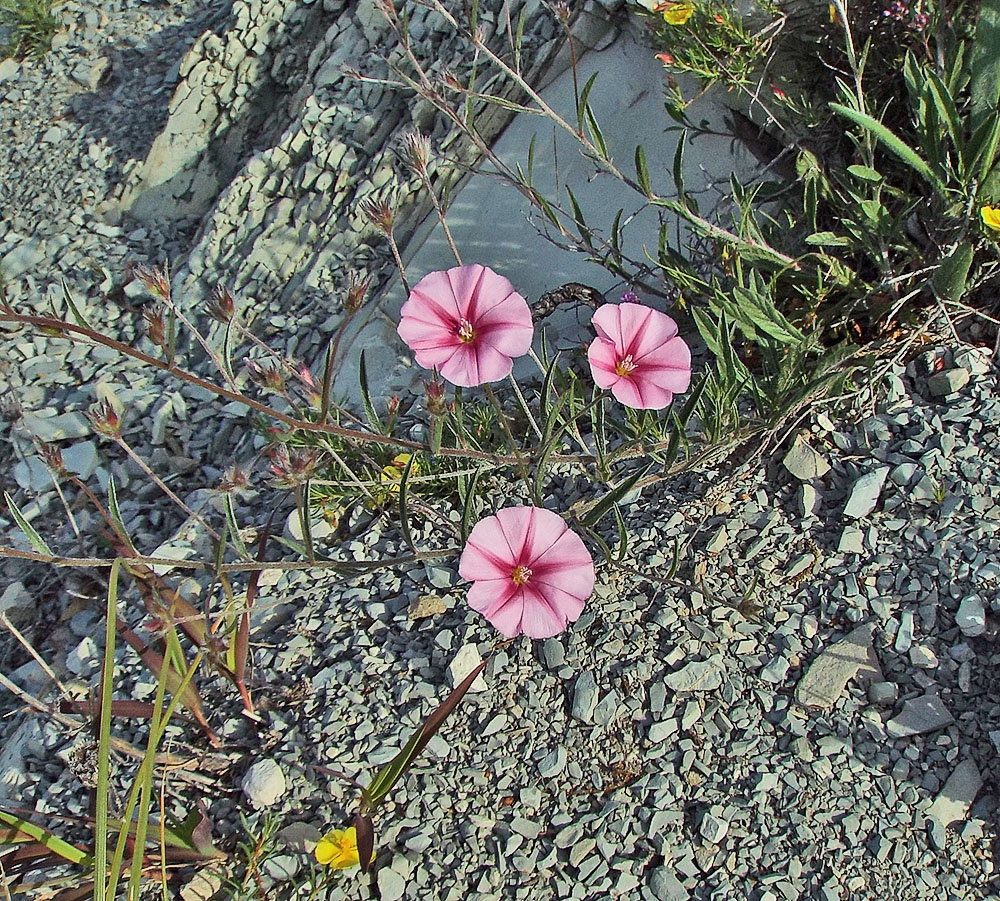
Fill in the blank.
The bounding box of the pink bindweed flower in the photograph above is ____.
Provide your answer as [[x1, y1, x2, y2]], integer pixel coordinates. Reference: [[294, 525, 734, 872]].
[[459, 506, 595, 639], [397, 265, 533, 388], [588, 302, 692, 410]]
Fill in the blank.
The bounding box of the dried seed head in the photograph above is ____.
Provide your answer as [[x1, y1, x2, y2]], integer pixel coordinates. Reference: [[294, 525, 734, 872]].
[[220, 463, 252, 494], [550, 0, 571, 25], [38, 441, 66, 476], [142, 303, 167, 350], [87, 400, 122, 439], [423, 376, 448, 416], [134, 264, 171, 302], [359, 197, 395, 235], [345, 271, 372, 314], [245, 359, 287, 394], [399, 131, 431, 177], [266, 445, 321, 487], [208, 284, 237, 323]]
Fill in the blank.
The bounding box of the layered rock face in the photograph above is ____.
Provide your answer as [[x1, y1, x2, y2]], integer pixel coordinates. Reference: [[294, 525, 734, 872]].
[[119, 0, 617, 312]]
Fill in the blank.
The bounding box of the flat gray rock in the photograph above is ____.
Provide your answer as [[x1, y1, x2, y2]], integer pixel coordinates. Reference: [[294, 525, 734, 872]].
[[927, 367, 970, 396], [843, 467, 890, 519], [886, 692, 954, 738], [783, 436, 830, 481], [649, 867, 689, 901], [795, 624, 880, 709], [955, 595, 986, 637], [927, 759, 982, 827], [571, 671, 598, 722], [664, 655, 725, 693]]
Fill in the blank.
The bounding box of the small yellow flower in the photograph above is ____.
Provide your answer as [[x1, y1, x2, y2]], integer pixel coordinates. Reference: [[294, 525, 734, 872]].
[[981, 205, 1000, 233], [656, 1, 695, 24], [315, 827, 364, 869], [379, 453, 420, 487]]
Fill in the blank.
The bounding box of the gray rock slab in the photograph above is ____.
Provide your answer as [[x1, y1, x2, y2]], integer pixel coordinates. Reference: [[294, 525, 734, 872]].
[[795, 624, 880, 709], [927, 368, 970, 396], [649, 867, 689, 901], [843, 467, 890, 519], [783, 436, 830, 481], [377, 866, 407, 901], [663, 655, 725, 693], [886, 692, 954, 738], [571, 671, 598, 722], [20, 410, 91, 441], [927, 760, 981, 827]]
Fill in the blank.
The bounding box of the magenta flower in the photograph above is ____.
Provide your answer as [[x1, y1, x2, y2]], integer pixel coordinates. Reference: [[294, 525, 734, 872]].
[[587, 302, 692, 410], [459, 506, 595, 639], [397, 265, 534, 388]]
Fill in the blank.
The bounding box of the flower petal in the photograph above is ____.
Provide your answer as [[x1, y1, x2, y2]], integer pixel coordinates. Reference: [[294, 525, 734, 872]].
[[518, 584, 574, 638], [461, 516, 516, 581], [587, 337, 623, 389], [591, 303, 626, 352]]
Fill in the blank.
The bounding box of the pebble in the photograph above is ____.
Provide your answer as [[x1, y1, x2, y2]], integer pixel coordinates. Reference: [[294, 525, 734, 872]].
[[538, 746, 567, 778], [908, 645, 938, 668], [446, 644, 488, 692], [795, 624, 878, 708], [571, 671, 598, 722], [782, 436, 830, 480], [843, 467, 890, 519], [955, 595, 986, 637], [663, 656, 725, 693], [377, 865, 407, 901], [926, 368, 970, 396], [927, 760, 982, 828], [241, 760, 287, 808], [886, 693, 954, 738], [699, 811, 729, 843], [868, 681, 898, 705], [408, 594, 446, 620], [649, 867, 689, 901]]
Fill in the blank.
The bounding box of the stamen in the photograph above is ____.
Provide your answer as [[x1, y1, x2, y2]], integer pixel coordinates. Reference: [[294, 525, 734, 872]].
[[615, 354, 637, 377], [457, 319, 475, 343], [511, 565, 532, 585]]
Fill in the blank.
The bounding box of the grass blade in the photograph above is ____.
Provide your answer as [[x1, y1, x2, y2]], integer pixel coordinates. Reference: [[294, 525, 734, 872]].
[[3, 491, 53, 556]]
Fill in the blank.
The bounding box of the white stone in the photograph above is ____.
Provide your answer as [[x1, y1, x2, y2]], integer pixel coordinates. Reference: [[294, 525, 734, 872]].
[[377, 866, 407, 901], [241, 759, 287, 808], [663, 656, 725, 693], [446, 644, 488, 692]]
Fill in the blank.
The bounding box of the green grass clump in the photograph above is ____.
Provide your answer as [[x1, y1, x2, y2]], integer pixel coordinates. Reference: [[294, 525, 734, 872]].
[[0, 0, 59, 59]]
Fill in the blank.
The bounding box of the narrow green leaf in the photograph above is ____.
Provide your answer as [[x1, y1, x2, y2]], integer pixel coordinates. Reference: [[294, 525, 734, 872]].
[[397, 453, 417, 555], [364, 658, 488, 810], [61, 280, 94, 330], [925, 70, 965, 171], [635, 144, 652, 197], [460, 467, 482, 544], [613, 506, 629, 563], [106, 475, 136, 554], [224, 494, 249, 559], [585, 104, 608, 160], [358, 350, 382, 433], [805, 231, 853, 247], [95, 559, 121, 899], [4, 491, 53, 556], [221, 318, 238, 385], [829, 102, 947, 195], [577, 71, 599, 134], [672, 130, 687, 200], [0, 810, 93, 866], [580, 462, 654, 529]]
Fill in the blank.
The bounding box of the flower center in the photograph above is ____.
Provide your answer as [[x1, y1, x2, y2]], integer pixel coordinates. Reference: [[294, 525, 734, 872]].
[[457, 318, 475, 344], [615, 354, 638, 377], [511, 565, 532, 585]]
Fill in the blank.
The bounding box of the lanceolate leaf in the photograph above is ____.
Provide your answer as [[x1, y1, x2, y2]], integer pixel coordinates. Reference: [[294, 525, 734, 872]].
[[361, 658, 488, 812], [579, 462, 654, 528], [3, 492, 53, 556], [0, 810, 93, 866]]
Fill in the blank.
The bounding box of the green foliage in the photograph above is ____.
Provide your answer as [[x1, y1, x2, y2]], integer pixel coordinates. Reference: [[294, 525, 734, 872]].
[[0, 0, 59, 58]]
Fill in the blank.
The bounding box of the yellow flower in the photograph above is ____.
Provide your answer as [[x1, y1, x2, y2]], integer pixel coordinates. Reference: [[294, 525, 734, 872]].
[[315, 827, 365, 869], [981, 205, 1000, 233], [656, 1, 695, 24], [379, 453, 420, 487]]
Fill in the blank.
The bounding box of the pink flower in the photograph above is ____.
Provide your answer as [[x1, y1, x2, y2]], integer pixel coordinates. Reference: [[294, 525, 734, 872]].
[[587, 302, 691, 410], [459, 506, 595, 639], [397, 265, 533, 387]]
